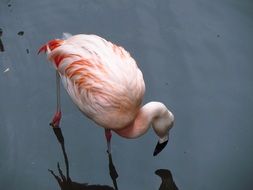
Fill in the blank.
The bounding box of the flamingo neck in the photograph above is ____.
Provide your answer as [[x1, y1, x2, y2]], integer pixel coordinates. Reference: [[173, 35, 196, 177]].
[[114, 102, 173, 139]]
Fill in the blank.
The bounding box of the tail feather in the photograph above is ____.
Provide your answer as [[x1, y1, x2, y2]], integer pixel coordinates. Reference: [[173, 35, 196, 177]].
[[38, 44, 47, 54], [38, 39, 64, 54]]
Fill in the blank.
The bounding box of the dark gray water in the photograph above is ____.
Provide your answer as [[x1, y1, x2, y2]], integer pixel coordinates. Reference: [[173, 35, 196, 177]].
[[0, 0, 253, 189]]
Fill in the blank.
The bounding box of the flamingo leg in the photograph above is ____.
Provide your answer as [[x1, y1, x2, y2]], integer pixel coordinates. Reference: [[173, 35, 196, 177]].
[[48, 72, 71, 180], [50, 71, 62, 128], [105, 129, 112, 154]]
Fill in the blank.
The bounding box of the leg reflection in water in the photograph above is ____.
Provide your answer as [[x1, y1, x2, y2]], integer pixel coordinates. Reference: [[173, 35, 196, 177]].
[[155, 169, 178, 190], [49, 163, 114, 190], [49, 127, 117, 190], [107, 152, 119, 190], [49, 126, 177, 190]]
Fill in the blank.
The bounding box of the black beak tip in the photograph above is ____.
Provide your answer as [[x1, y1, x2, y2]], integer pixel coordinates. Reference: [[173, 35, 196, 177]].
[[153, 140, 168, 156]]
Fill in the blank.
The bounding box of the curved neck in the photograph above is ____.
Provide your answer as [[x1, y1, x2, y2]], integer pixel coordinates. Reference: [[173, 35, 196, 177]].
[[114, 102, 171, 139]]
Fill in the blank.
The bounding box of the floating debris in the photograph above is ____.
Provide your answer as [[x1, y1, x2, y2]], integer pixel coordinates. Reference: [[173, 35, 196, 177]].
[[0, 28, 2, 37], [4, 68, 10, 73], [8, 4, 11, 7], [18, 31, 24, 36], [217, 34, 220, 38], [0, 39, 4, 52], [26, 49, 29, 54]]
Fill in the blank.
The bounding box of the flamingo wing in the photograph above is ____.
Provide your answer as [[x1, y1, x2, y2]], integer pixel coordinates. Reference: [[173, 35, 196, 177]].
[[40, 34, 145, 129]]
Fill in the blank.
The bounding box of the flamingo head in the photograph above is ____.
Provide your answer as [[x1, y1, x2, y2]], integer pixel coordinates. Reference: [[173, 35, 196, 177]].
[[153, 110, 174, 156]]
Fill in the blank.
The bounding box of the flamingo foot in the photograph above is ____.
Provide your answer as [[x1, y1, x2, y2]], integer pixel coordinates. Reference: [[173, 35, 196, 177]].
[[50, 111, 62, 128]]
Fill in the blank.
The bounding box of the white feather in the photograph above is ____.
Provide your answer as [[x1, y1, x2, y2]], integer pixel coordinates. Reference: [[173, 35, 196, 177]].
[[62, 32, 72, 40]]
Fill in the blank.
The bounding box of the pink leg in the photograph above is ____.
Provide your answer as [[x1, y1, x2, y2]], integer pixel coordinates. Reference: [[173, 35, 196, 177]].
[[50, 71, 62, 128], [105, 129, 112, 154]]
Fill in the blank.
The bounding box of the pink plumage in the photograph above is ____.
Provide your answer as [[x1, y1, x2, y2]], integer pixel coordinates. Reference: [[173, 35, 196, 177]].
[[39, 34, 174, 156]]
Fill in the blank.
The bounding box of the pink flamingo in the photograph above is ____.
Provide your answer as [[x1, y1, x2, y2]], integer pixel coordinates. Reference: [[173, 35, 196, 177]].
[[39, 34, 174, 156]]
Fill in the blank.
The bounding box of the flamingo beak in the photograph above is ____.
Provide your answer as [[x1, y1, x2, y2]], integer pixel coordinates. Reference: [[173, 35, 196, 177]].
[[153, 140, 168, 156]]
